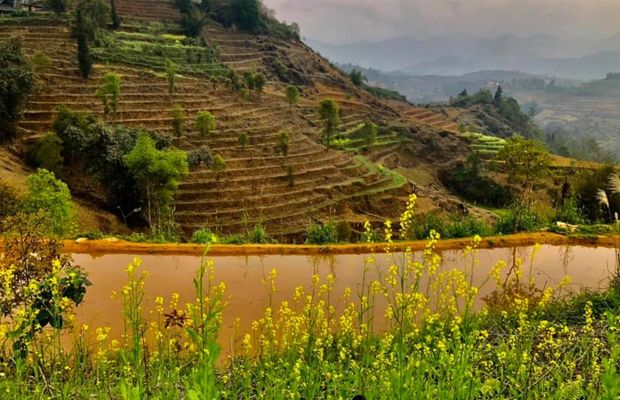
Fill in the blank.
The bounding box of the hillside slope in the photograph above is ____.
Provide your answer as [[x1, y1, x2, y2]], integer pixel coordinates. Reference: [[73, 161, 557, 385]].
[[1, 4, 498, 239]]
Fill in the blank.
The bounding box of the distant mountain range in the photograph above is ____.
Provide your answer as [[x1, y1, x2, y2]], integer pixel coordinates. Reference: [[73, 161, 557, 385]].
[[307, 34, 620, 80]]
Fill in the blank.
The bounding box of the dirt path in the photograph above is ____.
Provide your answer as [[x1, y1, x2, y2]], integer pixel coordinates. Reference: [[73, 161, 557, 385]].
[[56, 232, 620, 256]]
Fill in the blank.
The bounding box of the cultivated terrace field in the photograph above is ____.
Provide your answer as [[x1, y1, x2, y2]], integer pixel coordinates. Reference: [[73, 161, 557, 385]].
[[0, 0, 617, 246]]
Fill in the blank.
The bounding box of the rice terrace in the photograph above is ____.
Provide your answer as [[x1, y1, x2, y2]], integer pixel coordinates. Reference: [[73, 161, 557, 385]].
[[2, 0, 620, 398]]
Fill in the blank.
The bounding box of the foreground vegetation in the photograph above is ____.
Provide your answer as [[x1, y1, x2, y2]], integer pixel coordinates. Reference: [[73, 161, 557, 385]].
[[2, 197, 620, 398]]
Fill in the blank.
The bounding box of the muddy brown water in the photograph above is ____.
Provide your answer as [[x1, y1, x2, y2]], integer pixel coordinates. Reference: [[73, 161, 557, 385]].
[[71, 245, 618, 352]]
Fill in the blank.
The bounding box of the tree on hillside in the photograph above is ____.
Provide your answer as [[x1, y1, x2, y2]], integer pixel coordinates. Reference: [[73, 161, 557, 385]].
[[75, 10, 93, 78], [96, 72, 121, 119], [496, 136, 551, 209], [26, 133, 64, 176], [228, 69, 242, 93], [238, 132, 249, 151], [171, 105, 185, 146], [276, 130, 290, 157], [494, 85, 503, 105], [231, 0, 261, 32], [23, 169, 74, 237], [196, 111, 216, 141], [46, 0, 69, 14], [165, 59, 178, 99], [318, 99, 341, 150], [285, 84, 300, 111], [124, 133, 189, 236], [254, 72, 266, 98], [75, 0, 110, 41], [360, 121, 377, 151], [0, 37, 35, 141], [243, 71, 256, 91], [110, 0, 121, 29], [350, 69, 366, 87], [210, 153, 226, 181]]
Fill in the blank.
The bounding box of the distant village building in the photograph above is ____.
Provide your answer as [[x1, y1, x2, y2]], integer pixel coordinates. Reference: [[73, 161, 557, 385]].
[[0, 0, 21, 14]]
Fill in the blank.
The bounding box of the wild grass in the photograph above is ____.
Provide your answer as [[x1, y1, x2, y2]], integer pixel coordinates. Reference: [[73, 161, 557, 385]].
[[2, 197, 620, 398]]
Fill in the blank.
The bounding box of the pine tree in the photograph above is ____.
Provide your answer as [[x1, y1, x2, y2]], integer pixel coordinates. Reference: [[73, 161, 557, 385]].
[[110, 0, 121, 29], [75, 10, 93, 79], [494, 85, 503, 105]]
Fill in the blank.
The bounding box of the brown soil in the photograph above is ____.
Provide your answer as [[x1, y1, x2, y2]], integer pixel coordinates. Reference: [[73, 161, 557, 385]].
[[59, 232, 620, 257]]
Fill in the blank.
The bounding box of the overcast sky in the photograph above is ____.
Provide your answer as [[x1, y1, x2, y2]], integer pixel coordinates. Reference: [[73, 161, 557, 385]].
[[263, 0, 620, 44]]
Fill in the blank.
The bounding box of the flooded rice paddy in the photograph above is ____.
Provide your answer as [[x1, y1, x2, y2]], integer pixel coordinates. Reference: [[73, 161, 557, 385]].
[[72, 245, 619, 350]]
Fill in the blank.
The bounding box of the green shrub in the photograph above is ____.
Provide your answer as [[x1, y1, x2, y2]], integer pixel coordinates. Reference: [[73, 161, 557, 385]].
[[31, 51, 51, 73], [285, 84, 300, 110], [220, 234, 246, 244], [171, 105, 184, 144], [336, 220, 352, 242], [210, 154, 226, 179], [0, 180, 21, 222], [441, 155, 513, 208], [123, 232, 149, 242], [191, 228, 218, 244], [349, 69, 366, 86], [96, 72, 122, 118], [276, 130, 289, 157], [554, 196, 585, 225], [52, 105, 95, 138], [0, 37, 35, 141], [306, 221, 337, 244], [124, 133, 189, 236], [273, 60, 288, 79], [238, 132, 249, 151], [407, 213, 492, 240], [188, 145, 212, 169], [46, 0, 69, 14], [248, 223, 268, 244], [22, 169, 74, 237], [444, 215, 492, 238], [196, 111, 216, 140], [26, 133, 64, 176], [495, 206, 547, 234]]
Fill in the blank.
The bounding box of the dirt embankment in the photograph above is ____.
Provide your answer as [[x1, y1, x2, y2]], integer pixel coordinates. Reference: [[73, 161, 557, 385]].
[[56, 232, 620, 257]]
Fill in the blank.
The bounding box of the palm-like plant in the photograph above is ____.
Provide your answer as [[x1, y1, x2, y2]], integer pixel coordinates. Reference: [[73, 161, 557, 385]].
[[597, 189, 612, 221]]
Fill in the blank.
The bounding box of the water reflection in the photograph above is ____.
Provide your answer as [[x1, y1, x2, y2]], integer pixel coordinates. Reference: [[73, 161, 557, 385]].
[[72, 245, 617, 351]]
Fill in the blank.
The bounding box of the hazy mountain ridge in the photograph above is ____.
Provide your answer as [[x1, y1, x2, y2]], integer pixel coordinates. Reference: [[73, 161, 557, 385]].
[[309, 34, 620, 80]]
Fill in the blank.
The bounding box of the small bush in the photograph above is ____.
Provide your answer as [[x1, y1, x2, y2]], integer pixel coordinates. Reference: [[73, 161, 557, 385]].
[[22, 169, 74, 237], [306, 221, 337, 244], [336, 220, 352, 242], [276, 130, 290, 157], [123, 232, 149, 242], [554, 196, 585, 225], [188, 145, 212, 169], [495, 206, 547, 234], [220, 234, 246, 244], [273, 59, 288, 80], [25, 133, 64, 176], [0, 180, 21, 222], [191, 228, 218, 244], [407, 213, 492, 240], [0, 37, 36, 141], [248, 224, 268, 244], [210, 154, 226, 179], [46, 0, 69, 14], [238, 133, 249, 150], [286, 165, 294, 186]]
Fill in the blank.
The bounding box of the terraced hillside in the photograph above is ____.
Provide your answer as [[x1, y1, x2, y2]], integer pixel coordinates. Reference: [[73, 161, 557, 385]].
[[5, 0, 533, 240], [3, 16, 429, 238]]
